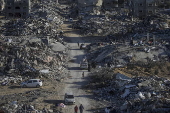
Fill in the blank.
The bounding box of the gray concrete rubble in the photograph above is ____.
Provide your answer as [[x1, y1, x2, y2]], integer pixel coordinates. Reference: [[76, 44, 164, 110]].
[[0, 89, 60, 113], [0, 0, 65, 37], [0, 36, 69, 85], [90, 71, 170, 113], [0, 0, 72, 112], [0, 0, 70, 85], [1, 0, 170, 112], [78, 0, 103, 15], [73, 9, 170, 37], [86, 33, 170, 69], [0, 15, 64, 36]]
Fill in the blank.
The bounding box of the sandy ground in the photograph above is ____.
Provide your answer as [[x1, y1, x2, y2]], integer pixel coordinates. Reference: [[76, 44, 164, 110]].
[[58, 21, 105, 113], [56, 21, 106, 113]]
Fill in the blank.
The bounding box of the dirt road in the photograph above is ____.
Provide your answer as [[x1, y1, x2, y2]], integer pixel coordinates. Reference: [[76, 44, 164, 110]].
[[58, 22, 91, 113]]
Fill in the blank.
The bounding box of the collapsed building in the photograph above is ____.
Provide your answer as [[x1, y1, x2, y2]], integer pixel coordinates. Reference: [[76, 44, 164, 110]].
[[0, 0, 67, 84], [77, 0, 170, 20], [86, 33, 170, 69], [77, 0, 126, 15], [0, 0, 5, 11], [103, 0, 127, 10], [4, 0, 31, 18], [126, 0, 170, 19], [0, 0, 70, 112], [90, 71, 170, 113], [128, 0, 160, 19], [78, 0, 103, 15]]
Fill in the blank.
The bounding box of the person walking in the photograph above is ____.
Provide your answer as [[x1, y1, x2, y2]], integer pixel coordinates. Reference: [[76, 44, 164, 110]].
[[82, 72, 84, 78], [77, 41, 79, 47], [79, 104, 84, 113], [74, 105, 78, 113], [105, 107, 111, 113]]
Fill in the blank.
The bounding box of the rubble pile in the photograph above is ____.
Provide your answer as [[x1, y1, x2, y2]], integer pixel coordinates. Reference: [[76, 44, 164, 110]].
[[0, 89, 59, 112], [0, 76, 22, 86], [0, 0, 71, 85], [90, 71, 170, 112], [72, 16, 129, 36], [0, 36, 69, 85], [0, 1, 65, 37], [0, 0, 71, 112], [86, 36, 170, 69], [78, 0, 103, 16], [1, 18, 62, 36], [73, 10, 170, 37]]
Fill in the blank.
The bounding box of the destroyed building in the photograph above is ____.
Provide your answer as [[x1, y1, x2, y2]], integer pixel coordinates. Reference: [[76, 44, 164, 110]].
[[4, 0, 31, 18], [90, 71, 170, 113], [128, 0, 166, 19], [128, 0, 158, 19], [102, 0, 118, 10], [77, 0, 170, 18], [0, 0, 5, 11], [78, 0, 103, 15], [78, 0, 126, 15], [161, 0, 170, 9]]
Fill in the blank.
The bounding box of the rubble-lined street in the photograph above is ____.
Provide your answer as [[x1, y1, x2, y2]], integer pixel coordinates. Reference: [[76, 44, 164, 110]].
[[0, 0, 170, 113], [0, 19, 110, 113], [0, 0, 109, 112]]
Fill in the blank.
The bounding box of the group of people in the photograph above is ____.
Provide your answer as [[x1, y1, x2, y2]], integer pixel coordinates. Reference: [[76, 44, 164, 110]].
[[74, 104, 84, 113]]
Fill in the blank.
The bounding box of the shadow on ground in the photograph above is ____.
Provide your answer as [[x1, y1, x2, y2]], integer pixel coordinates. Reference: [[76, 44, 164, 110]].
[[63, 35, 105, 43], [68, 67, 80, 70], [8, 86, 21, 89], [44, 99, 64, 104], [86, 107, 105, 113]]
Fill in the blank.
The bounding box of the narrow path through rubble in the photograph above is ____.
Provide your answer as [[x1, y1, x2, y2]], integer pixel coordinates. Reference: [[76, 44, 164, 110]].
[[59, 21, 99, 113]]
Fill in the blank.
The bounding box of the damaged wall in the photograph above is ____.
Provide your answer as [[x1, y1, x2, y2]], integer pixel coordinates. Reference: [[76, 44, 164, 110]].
[[5, 0, 31, 18], [78, 0, 103, 7], [103, 0, 118, 10], [78, 0, 103, 14], [0, 0, 5, 11], [129, 0, 161, 19]]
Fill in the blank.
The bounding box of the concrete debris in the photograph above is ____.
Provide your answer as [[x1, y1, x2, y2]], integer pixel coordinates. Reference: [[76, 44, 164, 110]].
[[39, 69, 50, 74], [0, 90, 59, 113], [121, 89, 130, 98], [73, 8, 170, 38], [86, 32, 170, 69], [0, 36, 69, 84], [0, 0, 71, 112], [49, 42, 66, 52], [91, 73, 170, 113], [116, 73, 131, 81], [0, 0, 70, 86], [0, 76, 22, 86], [78, 0, 103, 15], [1, 0, 170, 112], [0, 0, 65, 37]]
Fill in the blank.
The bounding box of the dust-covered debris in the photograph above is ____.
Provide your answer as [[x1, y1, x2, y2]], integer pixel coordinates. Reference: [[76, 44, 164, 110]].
[[87, 70, 170, 113], [0, 0, 71, 112]]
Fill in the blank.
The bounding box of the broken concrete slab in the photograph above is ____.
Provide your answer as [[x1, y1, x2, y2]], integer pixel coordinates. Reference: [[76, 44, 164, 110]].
[[49, 42, 66, 52]]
